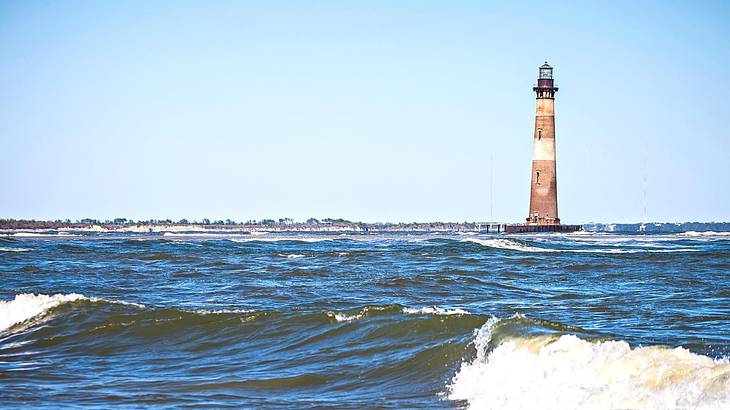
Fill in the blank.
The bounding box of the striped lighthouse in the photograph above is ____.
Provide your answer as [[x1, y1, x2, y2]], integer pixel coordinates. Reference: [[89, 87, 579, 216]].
[[527, 62, 560, 225]]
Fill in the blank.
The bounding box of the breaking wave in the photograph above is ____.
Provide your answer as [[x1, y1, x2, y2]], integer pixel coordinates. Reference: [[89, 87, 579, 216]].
[[324, 305, 470, 322], [448, 316, 730, 410], [276, 253, 307, 259], [328, 311, 365, 322], [230, 237, 337, 243], [463, 238, 549, 252], [6, 232, 79, 237], [462, 237, 699, 254], [162, 232, 246, 238], [3, 292, 729, 409], [0, 247, 32, 252], [681, 231, 730, 237], [403, 306, 470, 315], [193, 308, 255, 315], [0, 293, 145, 333]]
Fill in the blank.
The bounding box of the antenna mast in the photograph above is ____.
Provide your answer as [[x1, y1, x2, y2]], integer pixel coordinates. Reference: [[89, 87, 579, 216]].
[[490, 154, 494, 223], [643, 147, 648, 222]]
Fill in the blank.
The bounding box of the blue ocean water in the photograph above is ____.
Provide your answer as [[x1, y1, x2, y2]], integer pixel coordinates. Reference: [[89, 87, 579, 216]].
[[1, 231, 729, 408]]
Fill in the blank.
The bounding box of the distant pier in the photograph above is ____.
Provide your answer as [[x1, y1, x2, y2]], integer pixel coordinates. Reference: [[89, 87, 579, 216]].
[[504, 224, 582, 233]]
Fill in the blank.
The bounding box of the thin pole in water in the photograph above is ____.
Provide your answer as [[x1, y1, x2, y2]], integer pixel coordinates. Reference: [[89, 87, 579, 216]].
[[643, 146, 648, 223], [490, 154, 494, 223]]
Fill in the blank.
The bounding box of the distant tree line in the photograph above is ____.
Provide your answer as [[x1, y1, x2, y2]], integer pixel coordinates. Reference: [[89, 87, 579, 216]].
[[0, 217, 359, 229]]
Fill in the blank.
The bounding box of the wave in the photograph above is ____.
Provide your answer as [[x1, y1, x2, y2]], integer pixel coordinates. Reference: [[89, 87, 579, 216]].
[[462, 237, 699, 254], [0, 293, 87, 332], [328, 311, 365, 322], [0, 247, 31, 252], [327, 305, 396, 322], [5, 294, 727, 409], [323, 305, 472, 322], [0, 293, 145, 333], [681, 231, 730, 237], [230, 237, 336, 243], [7, 232, 80, 237], [448, 316, 730, 410], [193, 308, 255, 315], [463, 238, 549, 252], [403, 306, 470, 315], [557, 233, 728, 245], [162, 232, 248, 237], [276, 253, 307, 259]]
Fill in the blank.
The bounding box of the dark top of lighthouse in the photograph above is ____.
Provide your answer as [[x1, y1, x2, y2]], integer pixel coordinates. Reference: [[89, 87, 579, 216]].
[[534, 61, 558, 99], [539, 62, 553, 79]]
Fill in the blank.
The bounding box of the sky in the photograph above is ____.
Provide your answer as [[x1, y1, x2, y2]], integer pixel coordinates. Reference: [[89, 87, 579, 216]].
[[1, 1, 729, 224]]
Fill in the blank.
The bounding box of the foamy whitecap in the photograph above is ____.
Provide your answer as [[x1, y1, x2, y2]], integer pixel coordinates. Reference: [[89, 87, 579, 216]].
[[403, 306, 470, 315], [577, 248, 699, 254], [194, 308, 254, 315], [276, 253, 307, 259], [0, 293, 86, 332], [327, 306, 392, 322], [230, 237, 334, 243], [449, 322, 730, 409], [11, 232, 79, 237], [463, 237, 699, 254], [681, 231, 730, 237], [0, 293, 145, 333], [328, 312, 364, 322], [162, 232, 251, 238], [0, 247, 32, 252], [463, 238, 549, 252]]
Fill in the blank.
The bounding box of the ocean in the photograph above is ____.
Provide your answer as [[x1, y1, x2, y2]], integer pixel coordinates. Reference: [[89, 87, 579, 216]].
[[1, 231, 729, 409]]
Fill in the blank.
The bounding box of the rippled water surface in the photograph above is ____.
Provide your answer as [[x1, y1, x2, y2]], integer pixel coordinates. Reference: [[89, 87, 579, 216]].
[[1, 231, 729, 408]]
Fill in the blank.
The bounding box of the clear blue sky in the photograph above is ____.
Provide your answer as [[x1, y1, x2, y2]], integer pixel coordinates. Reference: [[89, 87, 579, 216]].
[[1, 1, 728, 223]]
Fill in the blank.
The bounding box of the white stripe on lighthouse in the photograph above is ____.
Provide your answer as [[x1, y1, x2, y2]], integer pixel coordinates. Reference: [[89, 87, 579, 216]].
[[532, 138, 556, 161]]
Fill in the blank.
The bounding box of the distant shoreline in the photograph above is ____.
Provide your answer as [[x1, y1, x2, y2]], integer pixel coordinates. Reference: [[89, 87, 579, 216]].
[[0, 221, 485, 234], [1, 220, 729, 234]]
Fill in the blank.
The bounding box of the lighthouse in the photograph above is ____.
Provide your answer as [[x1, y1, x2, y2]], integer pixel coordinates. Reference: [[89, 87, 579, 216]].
[[527, 62, 560, 225], [505, 62, 580, 233]]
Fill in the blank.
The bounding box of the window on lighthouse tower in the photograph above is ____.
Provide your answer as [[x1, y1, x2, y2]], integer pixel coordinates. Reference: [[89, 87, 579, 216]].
[[536, 170, 541, 185]]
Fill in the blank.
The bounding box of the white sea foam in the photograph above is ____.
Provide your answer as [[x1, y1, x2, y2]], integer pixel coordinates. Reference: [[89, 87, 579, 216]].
[[328, 312, 364, 322], [403, 306, 470, 315], [463, 238, 549, 252], [681, 231, 730, 237], [449, 322, 730, 410], [564, 230, 594, 236], [0, 293, 145, 333], [10, 232, 79, 237], [462, 237, 699, 254], [550, 234, 714, 245], [162, 232, 245, 238], [327, 306, 391, 322], [276, 253, 307, 259], [0, 247, 32, 252], [0, 293, 86, 332], [574, 247, 699, 254], [194, 308, 254, 315], [230, 236, 337, 243]]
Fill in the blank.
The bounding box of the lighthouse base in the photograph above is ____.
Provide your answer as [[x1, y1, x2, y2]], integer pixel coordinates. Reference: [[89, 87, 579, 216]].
[[504, 224, 582, 234]]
